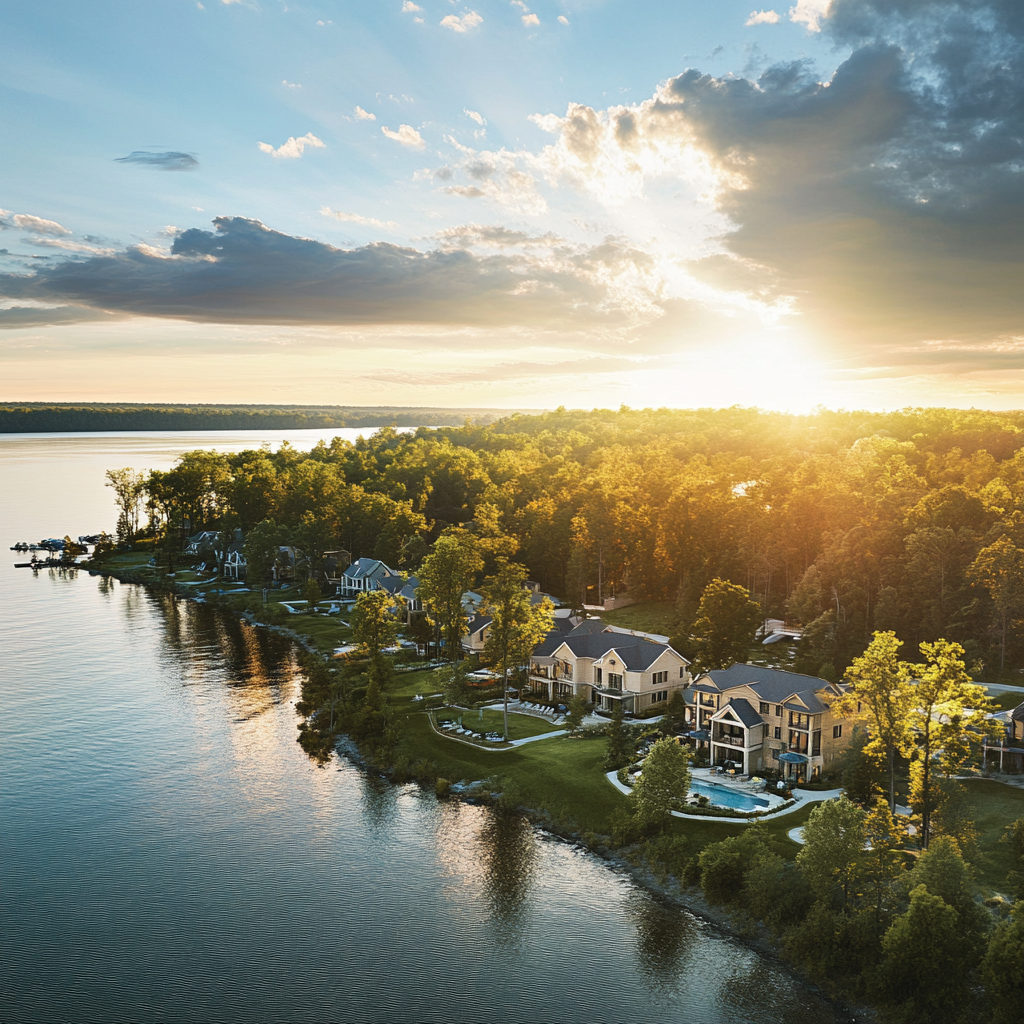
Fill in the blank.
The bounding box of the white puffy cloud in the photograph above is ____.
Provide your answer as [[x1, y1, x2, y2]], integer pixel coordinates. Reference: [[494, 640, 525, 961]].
[[320, 207, 399, 230], [3, 213, 73, 236], [522, 13, 539, 26], [401, 2, 422, 10], [788, 0, 831, 32], [381, 124, 425, 148], [257, 133, 326, 158], [440, 11, 483, 32], [745, 10, 780, 25], [558, 15, 568, 24], [354, 105, 376, 120], [465, 109, 485, 125], [282, 80, 301, 89]]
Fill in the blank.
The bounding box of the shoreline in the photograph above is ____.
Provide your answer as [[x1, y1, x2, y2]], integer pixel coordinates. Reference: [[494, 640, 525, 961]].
[[79, 554, 866, 1022]]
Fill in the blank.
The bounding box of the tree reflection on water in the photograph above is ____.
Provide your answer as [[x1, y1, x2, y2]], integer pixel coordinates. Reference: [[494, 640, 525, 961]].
[[479, 809, 537, 941], [625, 889, 697, 982]]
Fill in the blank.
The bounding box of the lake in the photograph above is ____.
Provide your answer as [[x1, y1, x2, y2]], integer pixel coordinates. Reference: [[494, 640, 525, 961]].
[[0, 430, 845, 1023]]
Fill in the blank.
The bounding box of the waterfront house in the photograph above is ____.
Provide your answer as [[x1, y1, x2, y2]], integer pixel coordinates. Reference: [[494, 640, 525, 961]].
[[528, 617, 690, 713], [341, 557, 397, 596], [685, 665, 852, 781], [184, 530, 220, 557], [982, 700, 1024, 773]]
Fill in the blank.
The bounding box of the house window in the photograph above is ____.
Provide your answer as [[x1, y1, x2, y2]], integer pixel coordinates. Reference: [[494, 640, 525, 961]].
[[812, 731, 821, 757], [833, 724, 843, 739], [773, 726, 781, 740], [652, 671, 669, 685], [759, 702, 770, 715], [788, 711, 810, 729], [651, 690, 669, 703], [679, 667, 686, 678], [596, 668, 602, 684], [775, 705, 782, 717], [608, 673, 623, 688], [788, 731, 809, 753]]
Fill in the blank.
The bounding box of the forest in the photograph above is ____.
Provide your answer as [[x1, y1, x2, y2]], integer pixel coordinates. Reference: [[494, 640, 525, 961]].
[[0, 402, 522, 433], [122, 405, 1024, 680]]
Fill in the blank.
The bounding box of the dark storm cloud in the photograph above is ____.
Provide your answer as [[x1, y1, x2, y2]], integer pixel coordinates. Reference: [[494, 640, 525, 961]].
[[114, 151, 199, 171], [0, 216, 658, 330]]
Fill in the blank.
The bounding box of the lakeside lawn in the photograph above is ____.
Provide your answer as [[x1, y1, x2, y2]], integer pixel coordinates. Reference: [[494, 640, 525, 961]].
[[962, 778, 1024, 891], [436, 707, 563, 741], [600, 602, 677, 636]]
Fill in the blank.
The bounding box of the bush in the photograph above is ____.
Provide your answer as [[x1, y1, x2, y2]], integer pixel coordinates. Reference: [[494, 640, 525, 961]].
[[435, 777, 452, 797]]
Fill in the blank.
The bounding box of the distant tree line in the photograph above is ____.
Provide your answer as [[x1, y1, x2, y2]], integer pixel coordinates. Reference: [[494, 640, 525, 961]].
[[111, 405, 1024, 679], [0, 403, 521, 433]]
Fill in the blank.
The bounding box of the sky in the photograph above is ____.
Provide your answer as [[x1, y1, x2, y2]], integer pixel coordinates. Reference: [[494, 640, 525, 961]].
[[1, 0, 1022, 412]]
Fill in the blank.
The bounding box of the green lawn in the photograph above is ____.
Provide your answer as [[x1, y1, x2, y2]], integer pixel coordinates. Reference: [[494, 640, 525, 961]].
[[279, 612, 352, 654], [987, 690, 1024, 711], [962, 778, 1024, 891], [600, 602, 677, 636], [436, 707, 562, 741]]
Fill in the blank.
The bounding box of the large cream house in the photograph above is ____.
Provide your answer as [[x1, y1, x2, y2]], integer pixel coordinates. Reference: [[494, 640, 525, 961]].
[[529, 617, 691, 713], [686, 665, 853, 782]]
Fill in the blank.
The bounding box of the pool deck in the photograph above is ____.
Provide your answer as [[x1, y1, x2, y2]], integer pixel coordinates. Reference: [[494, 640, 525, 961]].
[[605, 765, 843, 822]]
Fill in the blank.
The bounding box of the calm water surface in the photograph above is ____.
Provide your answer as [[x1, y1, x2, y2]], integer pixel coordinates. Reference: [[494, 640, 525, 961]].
[[0, 431, 845, 1023]]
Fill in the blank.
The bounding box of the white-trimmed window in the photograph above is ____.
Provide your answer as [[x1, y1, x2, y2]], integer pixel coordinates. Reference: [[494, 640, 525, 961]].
[[651, 690, 669, 703]]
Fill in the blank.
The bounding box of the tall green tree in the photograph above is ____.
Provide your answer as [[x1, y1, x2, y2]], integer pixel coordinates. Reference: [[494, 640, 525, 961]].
[[877, 885, 972, 1024], [105, 468, 147, 544], [416, 529, 483, 663], [833, 631, 915, 809], [906, 639, 998, 847], [631, 738, 692, 824], [797, 796, 867, 907], [605, 698, 634, 770], [861, 801, 907, 926], [351, 588, 399, 663], [689, 578, 762, 671], [968, 535, 1024, 673], [981, 903, 1024, 1024], [481, 560, 554, 741], [243, 519, 283, 590]]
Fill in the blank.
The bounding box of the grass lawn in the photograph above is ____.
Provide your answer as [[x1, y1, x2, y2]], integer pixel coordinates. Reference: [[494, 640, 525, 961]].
[[987, 690, 1024, 711], [963, 778, 1024, 891], [279, 611, 352, 654], [436, 707, 562, 741], [600, 601, 677, 636]]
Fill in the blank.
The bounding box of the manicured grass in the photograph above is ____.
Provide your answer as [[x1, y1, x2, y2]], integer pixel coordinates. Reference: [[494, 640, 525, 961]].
[[962, 778, 1024, 891], [279, 612, 352, 654], [987, 690, 1024, 711], [436, 707, 562, 740], [600, 601, 677, 636]]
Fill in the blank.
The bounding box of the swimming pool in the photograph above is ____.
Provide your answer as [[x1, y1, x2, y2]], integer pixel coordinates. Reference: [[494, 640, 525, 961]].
[[690, 780, 771, 811]]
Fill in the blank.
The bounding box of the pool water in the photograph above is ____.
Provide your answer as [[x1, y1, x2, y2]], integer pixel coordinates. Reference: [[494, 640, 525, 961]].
[[690, 780, 771, 811]]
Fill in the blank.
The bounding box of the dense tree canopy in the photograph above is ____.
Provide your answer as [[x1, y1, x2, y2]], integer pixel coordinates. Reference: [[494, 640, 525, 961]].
[[131, 405, 1024, 678]]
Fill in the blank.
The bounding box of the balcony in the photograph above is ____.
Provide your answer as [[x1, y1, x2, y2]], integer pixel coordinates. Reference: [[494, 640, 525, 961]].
[[713, 733, 747, 748]]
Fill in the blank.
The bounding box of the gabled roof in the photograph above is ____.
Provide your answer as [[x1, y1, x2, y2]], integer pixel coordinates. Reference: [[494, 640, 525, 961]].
[[713, 697, 763, 729], [1012, 701, 1024, 723], [344, 557, 394, 580], [466, 614, 492, 636], [545, 631, 684, 672], [698, 664, 837, 714]]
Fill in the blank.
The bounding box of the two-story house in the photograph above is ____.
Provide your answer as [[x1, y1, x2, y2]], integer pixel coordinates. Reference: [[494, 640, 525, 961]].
[[982, 700, 1024, 772], [686, 665, 852, 781], [529, 618, 690, 713]]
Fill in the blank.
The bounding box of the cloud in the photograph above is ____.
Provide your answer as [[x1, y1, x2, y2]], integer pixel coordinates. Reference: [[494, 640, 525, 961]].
[[401, 1, 422, 10], [354, 106, 376, 120], [465, 109, 485, 125], [558, 15, 568, 24], [320, 207, 399, 230], [440, 11, 483, 32], [0, 305, 125, 329], [2, 213, 73, 237], [114, 150, 199, 171], [434, 223, 563, 247], [520, 0, 1024, 371], [257, 133, 326, 158], [442, 185, 487, 198], [0, 216, 667, 332], [382, 124, 425, 148], [522, 13, 539, 26], [282, 80, 301, 89], [746, 10, 780, 25], [433, 140, 548, 213], [788, 0, 831, 32]]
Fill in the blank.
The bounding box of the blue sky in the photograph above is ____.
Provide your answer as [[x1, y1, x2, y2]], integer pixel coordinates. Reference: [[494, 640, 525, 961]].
[[2, 1, 1022, 411]]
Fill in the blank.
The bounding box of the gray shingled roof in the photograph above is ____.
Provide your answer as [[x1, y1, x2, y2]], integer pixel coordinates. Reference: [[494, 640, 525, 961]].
[[717, 697, 763, 729], [549, 631, 678, 671], [699, 664, 838, 714]]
